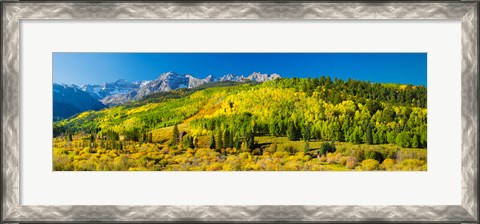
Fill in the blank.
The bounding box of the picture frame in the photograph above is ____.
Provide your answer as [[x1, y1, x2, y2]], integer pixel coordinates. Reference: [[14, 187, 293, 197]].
[[1, 1, 478, 223]]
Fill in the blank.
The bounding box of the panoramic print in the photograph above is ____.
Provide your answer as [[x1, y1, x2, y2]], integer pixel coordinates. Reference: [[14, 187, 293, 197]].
[[53, 53, 427, 171]]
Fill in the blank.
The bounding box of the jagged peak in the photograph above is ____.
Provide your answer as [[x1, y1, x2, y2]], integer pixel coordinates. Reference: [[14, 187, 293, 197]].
[[61, 71, 284, 107], [158, 71, 181, 79], [54, 83, 80, 89], [204, 74, 215, 82]]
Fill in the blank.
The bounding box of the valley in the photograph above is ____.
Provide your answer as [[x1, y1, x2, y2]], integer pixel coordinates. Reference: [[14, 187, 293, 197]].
[[53, 76, 427, 171]]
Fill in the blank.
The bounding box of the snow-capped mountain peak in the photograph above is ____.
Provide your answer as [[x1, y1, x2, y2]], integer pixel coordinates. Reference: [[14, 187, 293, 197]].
[[219, 72, 281, 82], [204, 75, 214, 83], [158, 71, 182, 80], [70, 71, 282, 106], [219, 74, 241, 81], [247, 72, 280, 82]]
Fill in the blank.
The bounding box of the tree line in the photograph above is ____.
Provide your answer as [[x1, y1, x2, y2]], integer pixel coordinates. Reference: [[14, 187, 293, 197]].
[[191, 77, 427, 149]]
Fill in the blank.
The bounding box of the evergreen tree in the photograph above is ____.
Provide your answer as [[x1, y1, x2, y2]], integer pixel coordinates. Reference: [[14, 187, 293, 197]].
[[209, 134, 216, 149], [319, 141, 336, 155], [233, 135, 240, 150], [171, 124, 179, 146], [332, 121, 343, 141], [366, 124, 373, 144], [382, 106, 395, 123], [411, 134, 419, 148], [216, 130, 223, 149], [89, 134, 95, 148], [148, 132, 153, 143], [386, 131, 396, 144], [224, 130, 233, 148], [377, 131, 386, 144], [342, 119, 350, 141], [365, 100, 383, 115], [188, 136, 194, 148], [302, 123, 311, 141], [287, 121, 300, 141], [350, 127, 362, 144], [420, 129, 427, 148], [142, 132, 147, 143], [245, 131, 255, 150]]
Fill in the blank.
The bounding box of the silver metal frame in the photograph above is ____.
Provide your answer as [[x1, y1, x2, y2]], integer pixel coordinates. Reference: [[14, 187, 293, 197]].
[[1, 2, 478, 223]]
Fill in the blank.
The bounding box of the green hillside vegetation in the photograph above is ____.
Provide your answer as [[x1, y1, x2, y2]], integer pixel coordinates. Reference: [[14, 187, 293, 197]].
[[53, 77, 427, 171]]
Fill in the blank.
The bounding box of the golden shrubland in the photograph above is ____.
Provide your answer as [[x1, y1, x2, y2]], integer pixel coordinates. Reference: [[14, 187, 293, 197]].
[[53, 134, 426, 171]]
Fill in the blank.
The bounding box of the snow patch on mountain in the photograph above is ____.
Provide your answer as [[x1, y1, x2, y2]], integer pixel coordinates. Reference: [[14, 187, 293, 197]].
[[81, 79, 140, 99], [62, 71, 282, 107]]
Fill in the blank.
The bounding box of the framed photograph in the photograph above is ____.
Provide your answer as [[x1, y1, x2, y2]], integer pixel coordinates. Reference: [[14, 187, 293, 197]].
[[2, 1, 478, 223]]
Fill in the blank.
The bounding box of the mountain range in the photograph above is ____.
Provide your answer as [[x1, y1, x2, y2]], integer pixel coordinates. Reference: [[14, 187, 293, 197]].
[[53, 72, 281, 119], [53, 83, 106, 120]]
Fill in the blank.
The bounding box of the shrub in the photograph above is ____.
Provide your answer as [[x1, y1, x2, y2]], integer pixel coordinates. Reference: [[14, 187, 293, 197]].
[[252, 148, 262, 156], [363, 149, 376, 160], [225, 147, 236, 155], [319, 141, 336, 155], [353, 148, 365, 162], [326, 153, 337, 164], [281, 144, 297, 155], [76, 159, 96, 171], [361, 159, 379, 171], [334, 146, 350, 156], [265, 143, 278, 154], [273, 151, 289, 159], [363, 149, 384, 163], [326, 153, 342, 164], [397, 159, 426, 171], [53, 154, 72, 171], [396, 148, 427, 161], [382, 158, 396, 170], [206, 162, 223, 171], [345, 156, 357, 169], [384, 149, 397, 159], [319, 154, 327, 162]]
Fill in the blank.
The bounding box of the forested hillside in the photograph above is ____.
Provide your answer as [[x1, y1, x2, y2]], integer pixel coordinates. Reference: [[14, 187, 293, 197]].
[[53, 77, 427, 171]]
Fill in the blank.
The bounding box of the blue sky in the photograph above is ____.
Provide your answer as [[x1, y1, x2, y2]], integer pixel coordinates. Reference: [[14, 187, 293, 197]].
[[53, 53, 427, 86]]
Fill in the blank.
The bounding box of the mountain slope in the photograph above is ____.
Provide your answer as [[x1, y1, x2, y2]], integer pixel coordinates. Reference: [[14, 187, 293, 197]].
[[89, 72, 281, 106], [81, 79, 140, 99], [54, 77, 427, 149], [54, 72, 281, 120], [53, 84, 106, 120]]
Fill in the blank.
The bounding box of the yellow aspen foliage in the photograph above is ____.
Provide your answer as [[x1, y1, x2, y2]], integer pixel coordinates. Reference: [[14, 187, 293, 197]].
[[361, 159, 380, 171]]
